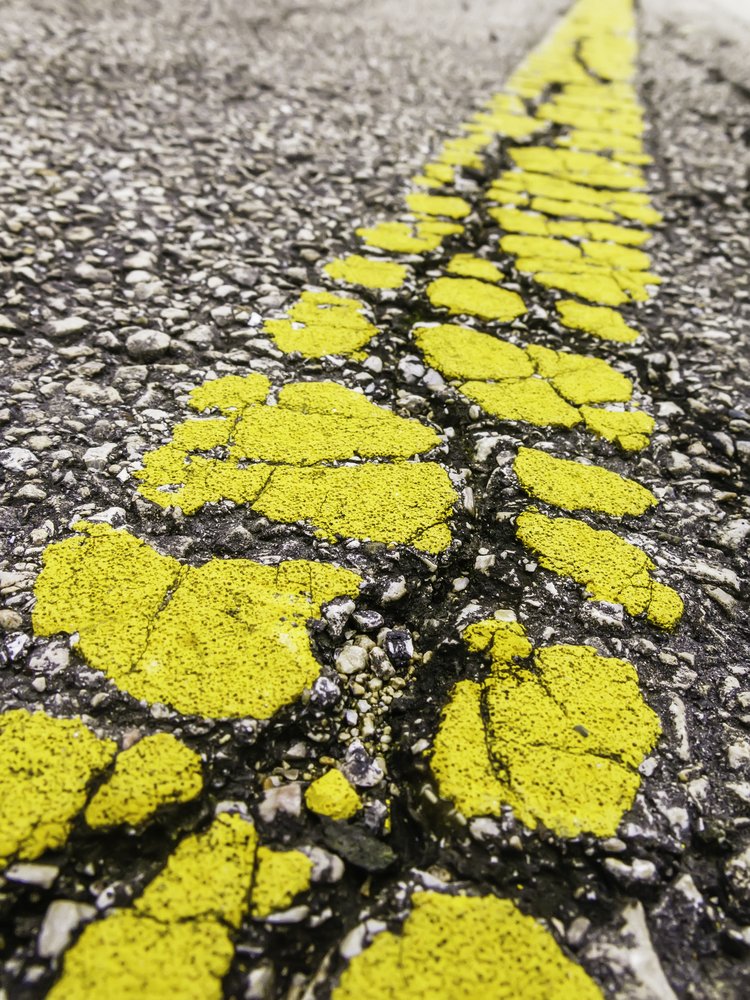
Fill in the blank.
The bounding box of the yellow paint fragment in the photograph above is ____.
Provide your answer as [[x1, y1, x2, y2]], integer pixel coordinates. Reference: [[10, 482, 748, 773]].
[[405, 193, 471, 219], [556, 300, 639, 343], [526, 344, 632, 405], [491, 207, 650, 245], [446, 254, 504, 283], [305, 769, 362, 820], [414, 324, 532, 381], [413, 324, 641, 435], [33, 522, 362, 719], [533, 270, 631, 306], [463, 618, 533, 664], [425, 276, 526, 322], [356, 221, 444, 254], [422, 163, 455, 184], [49, 814, 311, 1000], [581, 406, 655, 451], [85, 734, 203, 829], [324, 255, 407, 290], [332, 891, 603, 999], [264, 290, 376, 356], [432, 619, 661, 837], [532, 197, 615, 221], [252, 846, 314, 918], [513, 447, 657, 516], [516, 510, 683, 629], [462, 380, 581, 428], [509, 146, 645, 189], [0, 710, 115, 867], [133, 377, 457, 551]]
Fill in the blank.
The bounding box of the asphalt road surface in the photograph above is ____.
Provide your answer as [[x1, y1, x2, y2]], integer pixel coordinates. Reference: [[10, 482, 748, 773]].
[[0, 0, 749, 997]]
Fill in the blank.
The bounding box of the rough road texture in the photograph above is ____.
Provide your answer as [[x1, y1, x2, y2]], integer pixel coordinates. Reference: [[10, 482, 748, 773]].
[[0, 0, 749, 997]]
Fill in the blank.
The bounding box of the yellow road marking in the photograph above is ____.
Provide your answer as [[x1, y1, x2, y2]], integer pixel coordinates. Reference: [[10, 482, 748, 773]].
[[425, 276, 526, 322], [264, 290, 376, 356], [414, 323, 650, 444], [431, 620, 661, 837], [134, 377, 457, 551], [332, 890, 603, 999], [516, 510, 683, 629], [305, 769, 362, 820], [49, 813, 312, 999], [324, 255, 408, 289], [0, 710, 115, 867], [85, 734, 203, 829], [33, 522, 362, 719], [513, 446, 657, 516]]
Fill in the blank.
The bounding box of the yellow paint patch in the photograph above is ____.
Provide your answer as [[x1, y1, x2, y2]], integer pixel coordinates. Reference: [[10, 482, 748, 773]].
[[332, 891, 603, 999], [464, 110, 542, 140], [425, 276, 526, 322], [530, 269, 631, 306], [414, 324, 533, 381], [324, 255, 407, 290], [85, 734, 203, 829], [491, 207, 650, 245], [0, 710, 115, 867], [33, 522, 362, 719], [413, 324, 642, 436], [462, 380, 581, 428], [509, 146, 644, 190], [556, 300, 639, 343], [49, 814, 311, 1000], [581, 406, 655, 451], [134, 377, 457, 551], [253, 846, 314, 918], [527, 344, 632, 405], [463, 618, 533, 664], [264, 291, 376, 357], [513, 447, 657, 516], [356, 221, 444, 254], [516, 510, 684, 629], [422, 163, 455, 184], [432, 619, 661, 837], [446, 254, 504, 283], [405, 193, 471, 219], [305, 769, 362, 820]]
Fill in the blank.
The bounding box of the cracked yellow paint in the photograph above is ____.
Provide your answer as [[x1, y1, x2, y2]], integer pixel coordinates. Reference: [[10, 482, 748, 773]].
[[446, 254, 504, 283], [356, 220, 455, 254], [49, 814, 312, 1000], [85, 734, 203, 829], [415, 324, 532, 381], [516, 510, 683, 629], [264, 291, 376, 356], [527, 345, 632, 405], [432, 619, 661, 837], [556, 300, 639, 343], [413, 324, 646, 440], [332, 891, 603, 999], [134, 377, 457, 551], [33, 522, 362, 719], [324, 255, 407, 290], [425, 276, 526, 322], [405, 193, 471, 219], [305, 769, 362, 820], [509, 147, 645, 190], [581, 405, 655, 451], [491, 207, 650, 246], [0, 710, 115, 868], [513, 447, 657, 516]]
